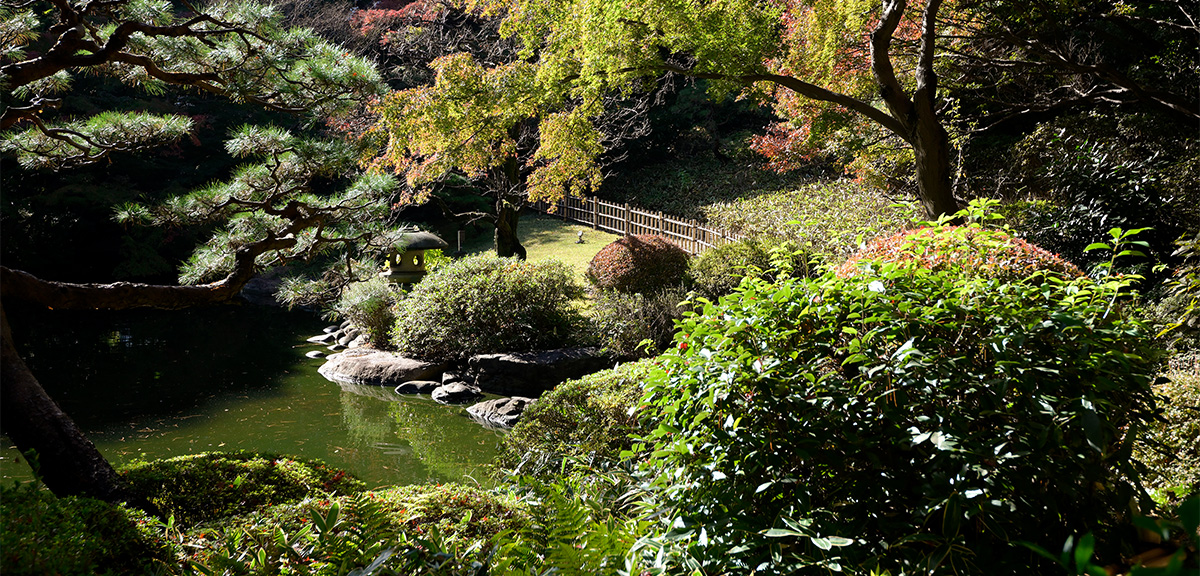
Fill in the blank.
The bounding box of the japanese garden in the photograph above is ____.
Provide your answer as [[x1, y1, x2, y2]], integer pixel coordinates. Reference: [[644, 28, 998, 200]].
[[0, 0, 1197, 574]]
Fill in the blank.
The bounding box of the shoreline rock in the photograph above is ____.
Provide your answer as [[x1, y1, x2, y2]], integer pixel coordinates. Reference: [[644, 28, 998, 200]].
[[318, 349, 446, 387]]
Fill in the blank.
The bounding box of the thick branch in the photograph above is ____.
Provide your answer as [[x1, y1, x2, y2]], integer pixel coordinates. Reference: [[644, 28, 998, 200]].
[[0, 234, 295, 310], [871, 0, 917, 135]]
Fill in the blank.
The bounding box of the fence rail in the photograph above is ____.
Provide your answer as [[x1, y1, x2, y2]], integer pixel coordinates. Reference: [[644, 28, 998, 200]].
[[529, 195, 743, 255]]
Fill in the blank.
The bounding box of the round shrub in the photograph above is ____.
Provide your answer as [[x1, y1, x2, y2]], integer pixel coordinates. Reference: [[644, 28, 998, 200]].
[[333, 275, 399, 347], [638, 265, 1160, 574], [586, 234, 690, 293], [496, 359, 654, 476], [837, 225, 1085, 280], [688, 238, 813, 299], [120, 452, 364, 526], [589, 286, 690, 358], [391, 254, 585, 361]]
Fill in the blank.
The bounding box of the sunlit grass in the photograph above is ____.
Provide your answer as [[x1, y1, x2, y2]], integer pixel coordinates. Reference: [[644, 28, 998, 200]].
[[455, 213, 622, 281]]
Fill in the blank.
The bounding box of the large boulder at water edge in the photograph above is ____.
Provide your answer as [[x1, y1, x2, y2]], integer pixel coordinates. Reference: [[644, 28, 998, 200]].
[[318, 349, 446, 387], [467, 397, 537, 429], [394, 380, 441, 395], [468, 347, 613, 396]]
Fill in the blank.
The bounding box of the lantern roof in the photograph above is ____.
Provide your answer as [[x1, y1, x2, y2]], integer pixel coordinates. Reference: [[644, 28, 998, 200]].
[[396, 231, 449, 251]]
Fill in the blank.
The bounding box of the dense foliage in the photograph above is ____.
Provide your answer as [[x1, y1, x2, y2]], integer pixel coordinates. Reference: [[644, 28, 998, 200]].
[[391, 254, 585, 361], [496, 359, 655, 476], [1134, 352, 1200, 508], [837, 224, 1085, 281], [586, 235, 690, 294], [635, 256, 1161, 573], [589, 287, 690, 358], [700, 180, 918, 258], [689, 238, 812, 300], [120, 452, 364, 526]]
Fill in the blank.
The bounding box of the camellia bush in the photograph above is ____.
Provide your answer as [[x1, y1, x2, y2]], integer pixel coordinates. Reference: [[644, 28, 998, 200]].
[[837, 224, 1085, 280], [633, 245, 1161, 574], [586, 235, 690, 294], [392, 254, 585, 361]]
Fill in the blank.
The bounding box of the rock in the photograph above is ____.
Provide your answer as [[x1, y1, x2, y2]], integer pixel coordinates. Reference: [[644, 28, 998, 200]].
[[323, 325, 341, 334], [305, 350, 326, 359], [337, 334, 354, 346], [431, 382, 483, 404], [467, 397, 536, 429], [307, 333, 337, 344], [328, 344, 346, 351], [442, 371, 465, 384], [469, 347, 613, 396], [349, 335, 368, 349], [345, 327, 361, 339], [340, 319, 352, 329], [239, 268, 288, 307], [318, 350, 446, 387], [394, 380, 441, 394]]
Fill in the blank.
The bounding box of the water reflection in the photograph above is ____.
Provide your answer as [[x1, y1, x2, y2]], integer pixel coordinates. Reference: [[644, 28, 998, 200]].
[[0, 305, 501, 488]]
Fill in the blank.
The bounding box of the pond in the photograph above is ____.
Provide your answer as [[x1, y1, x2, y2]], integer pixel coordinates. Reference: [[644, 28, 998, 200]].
[[0, 305, 502, 489]]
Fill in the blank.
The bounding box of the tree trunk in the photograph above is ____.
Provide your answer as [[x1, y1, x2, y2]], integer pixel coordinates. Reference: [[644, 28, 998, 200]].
[[1, 304, 131, 502], [494, 200, 526, 259], [911, 113, 958, 219]]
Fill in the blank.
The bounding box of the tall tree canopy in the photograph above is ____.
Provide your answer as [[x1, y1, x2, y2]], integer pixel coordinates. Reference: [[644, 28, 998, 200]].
[[1, 0, 387, 501]]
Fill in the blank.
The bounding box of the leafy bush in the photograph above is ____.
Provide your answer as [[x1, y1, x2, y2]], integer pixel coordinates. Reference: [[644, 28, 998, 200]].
[[1135, 351, 1200, 508], [333, 274, 400, 346], [837, 224, 1085, 281], [586, 234, 690, 294], [120, 451, 363, 526], [589, 287, 690, 358], [636, 263, 1161, 574], [0, 482, 172, 575], [392, 254, 586, 361], [495, 360, 655, 475], [688, 238, 812, 299]]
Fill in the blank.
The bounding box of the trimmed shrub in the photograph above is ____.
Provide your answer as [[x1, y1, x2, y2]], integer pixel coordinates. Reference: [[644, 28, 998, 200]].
[[391, 254, 585, 361], [121, 452, 364, 526], [688, 238, 813, 299], [586, 234, 690, 294], [837, 225, 1085, 280], [0, 483, 172, 575], [589, 287, 689, 358], [333, 275, 399, 347], [496, 360, 654, 476], [638, 263, 1161, 574]]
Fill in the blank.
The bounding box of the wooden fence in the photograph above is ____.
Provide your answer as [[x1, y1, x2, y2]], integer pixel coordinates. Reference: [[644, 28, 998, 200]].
[[529, 195, 744, 255]]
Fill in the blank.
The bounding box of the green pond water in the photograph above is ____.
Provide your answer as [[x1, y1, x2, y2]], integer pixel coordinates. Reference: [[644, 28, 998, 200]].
[[0, 305, 502, 489]]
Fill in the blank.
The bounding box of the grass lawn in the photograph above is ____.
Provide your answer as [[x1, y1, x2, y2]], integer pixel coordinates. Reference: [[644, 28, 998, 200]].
[[453, 213, 622, 280]]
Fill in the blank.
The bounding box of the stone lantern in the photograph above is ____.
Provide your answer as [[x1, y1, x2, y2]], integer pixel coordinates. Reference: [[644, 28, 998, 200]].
[[381, 231, 449, 283]]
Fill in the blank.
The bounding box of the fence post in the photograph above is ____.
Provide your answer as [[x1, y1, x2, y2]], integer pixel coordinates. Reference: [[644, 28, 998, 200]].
[[623, 203, 631, 236], [591, 197, 598, 229]]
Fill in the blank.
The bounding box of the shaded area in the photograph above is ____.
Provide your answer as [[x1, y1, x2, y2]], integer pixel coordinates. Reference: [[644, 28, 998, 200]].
[[0, 306, 501, 488]]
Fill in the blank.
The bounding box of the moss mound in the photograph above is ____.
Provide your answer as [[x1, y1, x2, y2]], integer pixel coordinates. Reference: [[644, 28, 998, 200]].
[[0, 483, 172, 575], [496, 359, 655, 475], [120, 451, 364, 526]]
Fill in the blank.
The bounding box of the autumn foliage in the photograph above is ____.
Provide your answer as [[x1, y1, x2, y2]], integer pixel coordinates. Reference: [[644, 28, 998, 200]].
[[837, 226, 1086, 280], [587, 235, 690, 294]]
